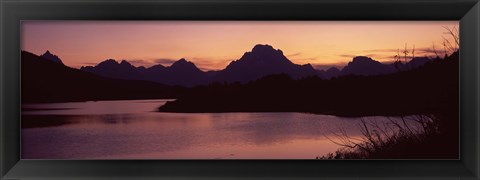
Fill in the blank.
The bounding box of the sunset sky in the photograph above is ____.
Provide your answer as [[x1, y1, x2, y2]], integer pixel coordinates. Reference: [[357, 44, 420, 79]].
[[22, 21, 458, 71]]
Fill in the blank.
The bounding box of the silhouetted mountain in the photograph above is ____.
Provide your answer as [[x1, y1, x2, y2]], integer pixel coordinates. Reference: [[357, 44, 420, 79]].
[[406, 57, 432, 69], [147, 64, 166, 71], [41, 50, 64, 65], [81, 59, 146, 80], [22, 51, 178, 103], [216, 44, 318, 83], [341, 56, 396, 76], [318, 67, 341, 79], [170, 58, 199, 71], [143, 64, 166, 80], [81, 58, 209, 87], [147, 58, 209, 86]]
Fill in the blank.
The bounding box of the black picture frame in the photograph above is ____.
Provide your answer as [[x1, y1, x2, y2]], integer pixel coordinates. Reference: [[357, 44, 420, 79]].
[[1, 0, 479, 179]]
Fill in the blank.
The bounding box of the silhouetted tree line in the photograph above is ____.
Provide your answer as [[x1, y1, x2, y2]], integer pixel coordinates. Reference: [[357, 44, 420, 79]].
[[159, 51, 458, 119]]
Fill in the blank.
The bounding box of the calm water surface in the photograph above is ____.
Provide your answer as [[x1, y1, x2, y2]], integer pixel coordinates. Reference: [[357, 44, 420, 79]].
[[22, 99, 397, 159]]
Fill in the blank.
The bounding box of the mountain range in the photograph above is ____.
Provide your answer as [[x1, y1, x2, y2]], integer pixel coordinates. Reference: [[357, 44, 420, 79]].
[[21, 51, 177, 103], [51, 44, 433, 87]]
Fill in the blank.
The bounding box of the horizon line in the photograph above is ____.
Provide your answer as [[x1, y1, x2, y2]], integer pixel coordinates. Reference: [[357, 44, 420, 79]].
[[22, 47, 455, 72]]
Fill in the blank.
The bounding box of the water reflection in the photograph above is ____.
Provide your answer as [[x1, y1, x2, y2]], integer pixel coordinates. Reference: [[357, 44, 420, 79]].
[[22, 99, 403, 159], [22, 99, 174, 115]]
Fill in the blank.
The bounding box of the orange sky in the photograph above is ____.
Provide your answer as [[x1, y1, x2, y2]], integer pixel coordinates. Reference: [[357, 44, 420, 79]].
[[22, 21, 458, 71]]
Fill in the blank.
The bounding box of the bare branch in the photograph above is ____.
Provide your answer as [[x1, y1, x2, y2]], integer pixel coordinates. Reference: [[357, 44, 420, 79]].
[[432, 42, 439, 59]]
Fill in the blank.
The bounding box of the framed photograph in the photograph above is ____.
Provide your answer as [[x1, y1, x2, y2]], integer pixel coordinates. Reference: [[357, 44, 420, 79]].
[[1, 0, 479, 179]]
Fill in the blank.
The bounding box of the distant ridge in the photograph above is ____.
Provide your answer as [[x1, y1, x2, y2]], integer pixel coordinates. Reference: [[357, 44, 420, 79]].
[[341, 56, 396, 76], [81, 58, 208, 87], [318, 56, 433, 78], [21, 51, 176, 103], [41, 50, 64, 65], [78, 44, 433, 86], [81, 59, 145, 80]]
